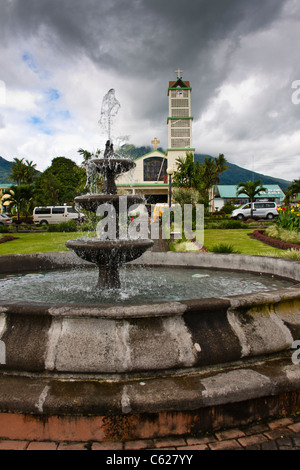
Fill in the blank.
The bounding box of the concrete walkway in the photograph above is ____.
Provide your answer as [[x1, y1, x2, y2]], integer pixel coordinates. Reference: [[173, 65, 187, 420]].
[[1, 413, 300, 450]]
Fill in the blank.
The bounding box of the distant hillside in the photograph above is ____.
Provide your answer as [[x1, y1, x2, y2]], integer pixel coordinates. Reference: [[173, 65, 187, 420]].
[[120, 145, 291, 192], [194, 154, 291, 192], [0, 156, 12, 184], [0, 149, 292, 192]]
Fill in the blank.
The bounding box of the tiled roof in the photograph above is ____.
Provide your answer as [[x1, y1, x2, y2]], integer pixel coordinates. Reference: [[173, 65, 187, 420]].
[[169, 80, 190, 87], [216, 184, 285, 199]]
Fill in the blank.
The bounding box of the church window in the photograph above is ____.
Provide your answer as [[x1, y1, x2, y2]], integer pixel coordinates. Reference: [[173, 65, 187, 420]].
[[143, 157, 167, 181]]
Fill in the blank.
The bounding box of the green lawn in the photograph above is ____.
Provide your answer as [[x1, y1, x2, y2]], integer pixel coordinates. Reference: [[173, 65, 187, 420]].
[[0, 232, 82, 255], [0, 229, 285, 257], [203, 229, 284, 256]]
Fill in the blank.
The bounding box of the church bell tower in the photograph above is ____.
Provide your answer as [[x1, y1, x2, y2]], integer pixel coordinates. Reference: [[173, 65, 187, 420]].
[[166, 69, 195, 170]]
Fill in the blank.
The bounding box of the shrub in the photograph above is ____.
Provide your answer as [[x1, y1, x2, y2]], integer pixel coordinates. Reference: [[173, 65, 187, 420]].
[[265, 226, 300, 245], [205, 219, 246, 229], [47, 220, 78, 232], [250, 230, 300, 250], [209, 243, 240, 253], [12, 216, 33, 224], [173, 187, 200, 205], [0, 225, 10, 234], [282, 249, 300, 260]]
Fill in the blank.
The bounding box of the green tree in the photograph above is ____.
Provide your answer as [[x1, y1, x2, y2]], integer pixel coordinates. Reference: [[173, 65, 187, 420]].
[[34, 157, 86, 206], [236, 180, 267, 218], [9, 158, 38, 185], [173, 152, 203, 189], [9, 158, 26, 185], [214, 154, 229, 185], [34, 173, 61, 206], [285, 178, 300, 204], [78, 148, 103, 193], [24, 160, 38, 184], [3, 185, 34, 221], [173, 152, 229, 211]]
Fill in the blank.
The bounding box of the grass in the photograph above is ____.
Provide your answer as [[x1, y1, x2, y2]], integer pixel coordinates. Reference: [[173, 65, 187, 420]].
[[204, 229, 285, 256], [0, 232, 82, 255], [0, 228, 289, 257]]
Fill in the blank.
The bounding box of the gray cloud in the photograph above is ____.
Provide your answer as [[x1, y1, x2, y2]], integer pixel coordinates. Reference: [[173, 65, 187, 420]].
[[0, 0, 299, 180]]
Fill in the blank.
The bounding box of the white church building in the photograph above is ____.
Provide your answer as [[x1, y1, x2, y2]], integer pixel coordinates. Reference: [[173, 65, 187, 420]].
[[117, 69, 195, 204]]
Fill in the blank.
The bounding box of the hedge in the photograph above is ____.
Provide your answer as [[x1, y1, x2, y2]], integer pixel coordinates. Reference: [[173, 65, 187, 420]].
[[249, 230, 300, 251]]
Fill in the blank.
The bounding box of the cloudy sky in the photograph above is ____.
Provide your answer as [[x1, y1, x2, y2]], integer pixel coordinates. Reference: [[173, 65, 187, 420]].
[[0, 0, 300, 182]]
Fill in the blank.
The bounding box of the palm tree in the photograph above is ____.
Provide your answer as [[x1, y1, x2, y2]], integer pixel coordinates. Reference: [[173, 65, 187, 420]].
[[24, 160, 38, 184], [3, 185, 33, 221], [173, 152, 197, 188], [214, 154, 229, 185], [236, 180, 267, 218], [9, 158, 26, 185]]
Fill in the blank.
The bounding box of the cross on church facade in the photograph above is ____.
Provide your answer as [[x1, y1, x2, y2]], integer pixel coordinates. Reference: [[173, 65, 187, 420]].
[[151, 137, 160, 150], [174, 68, 183, 79]]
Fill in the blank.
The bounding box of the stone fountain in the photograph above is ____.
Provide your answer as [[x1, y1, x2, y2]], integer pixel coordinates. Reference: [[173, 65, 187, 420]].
[[0, 90, 300, 443], [66, 140, 153, 289]]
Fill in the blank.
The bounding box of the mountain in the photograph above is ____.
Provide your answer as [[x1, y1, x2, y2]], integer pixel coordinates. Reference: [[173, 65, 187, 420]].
[[120, 145, 291, 192], [0, 149, 292, 192], [0, 156, 12, 184], [194, 154, 291, 192]]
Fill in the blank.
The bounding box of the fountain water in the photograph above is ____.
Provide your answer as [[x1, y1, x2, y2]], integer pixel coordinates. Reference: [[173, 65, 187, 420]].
[[66, 91, 153, 288], [66, 140, 153, 289]]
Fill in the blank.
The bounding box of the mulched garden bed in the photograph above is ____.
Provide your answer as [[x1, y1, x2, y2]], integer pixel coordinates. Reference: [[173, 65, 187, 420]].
[[249, 230, 300, 251]]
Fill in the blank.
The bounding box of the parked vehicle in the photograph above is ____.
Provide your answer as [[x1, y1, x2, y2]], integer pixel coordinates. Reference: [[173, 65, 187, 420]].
[[0, 214, 12, 225], [33, 206, 82, 225], [230, 202, 278, 220]]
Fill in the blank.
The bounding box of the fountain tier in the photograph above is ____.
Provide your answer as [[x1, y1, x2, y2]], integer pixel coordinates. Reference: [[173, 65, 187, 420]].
[[67, 140, 153, 288]]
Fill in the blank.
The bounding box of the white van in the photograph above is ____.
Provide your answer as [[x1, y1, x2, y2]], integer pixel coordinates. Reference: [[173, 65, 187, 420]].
[[231, 202, 278, 220], [33, 206, 81, 225]]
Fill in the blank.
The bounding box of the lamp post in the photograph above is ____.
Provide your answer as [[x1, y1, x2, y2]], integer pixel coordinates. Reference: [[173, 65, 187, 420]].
[[167, 168, 174, 208]]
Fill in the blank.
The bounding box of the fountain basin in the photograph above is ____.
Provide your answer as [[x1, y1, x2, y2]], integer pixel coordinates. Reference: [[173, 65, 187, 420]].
[[65, 238, 154, 266], [75, 194, 145, 213], [91, 157, 135, 174], [0, 251, 300, 441]]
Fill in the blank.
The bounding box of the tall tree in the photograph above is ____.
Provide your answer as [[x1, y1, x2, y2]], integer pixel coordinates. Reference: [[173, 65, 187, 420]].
[[214, 154, 229, 185], [236, 180, 267, 218], [285, 178, 300, 203], [9, 158, 26, 185], [9, 158, 38, 185], [24, 160, 38, 184], [34, 157, 86, 206]]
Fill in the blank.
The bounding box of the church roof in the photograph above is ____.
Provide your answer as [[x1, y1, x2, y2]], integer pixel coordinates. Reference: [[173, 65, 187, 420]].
[[169, 79, 191, 89], [134, 150, 166, 161], [169, 80, 190, 88]]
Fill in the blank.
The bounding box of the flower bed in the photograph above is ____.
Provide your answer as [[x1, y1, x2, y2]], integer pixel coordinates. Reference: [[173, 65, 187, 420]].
[[0, 236, 17, 244], [248, 230, 300, 250]]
